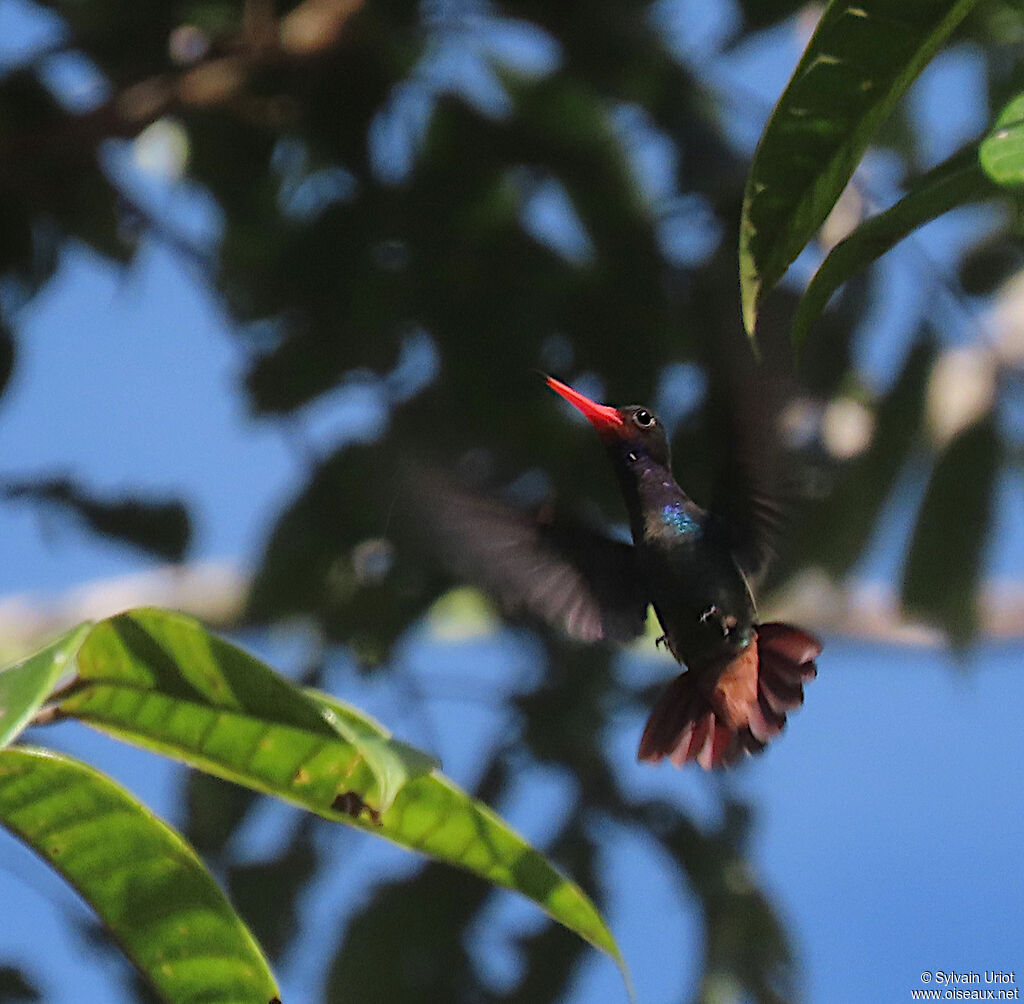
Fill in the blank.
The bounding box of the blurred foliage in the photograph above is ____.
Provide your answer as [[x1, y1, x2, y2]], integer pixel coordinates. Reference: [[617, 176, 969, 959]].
[[227, 816, 320, 961], [3, 477, 191, 562], [0, 966, 40, 1004], [1, 0, 1023, 1001], [901, 415, 1001, 645]]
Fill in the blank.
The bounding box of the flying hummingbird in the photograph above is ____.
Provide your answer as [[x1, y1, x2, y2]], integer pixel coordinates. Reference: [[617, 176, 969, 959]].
[[415, 375, 821, 769]]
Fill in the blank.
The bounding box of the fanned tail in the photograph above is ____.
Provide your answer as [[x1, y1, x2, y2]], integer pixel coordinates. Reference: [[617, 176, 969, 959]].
[[637, 671, 738, 769], [637, 622, 821, 769]]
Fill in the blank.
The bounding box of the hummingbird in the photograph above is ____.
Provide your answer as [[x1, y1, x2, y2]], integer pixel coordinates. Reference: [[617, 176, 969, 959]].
[[415, 375, 821, 768]]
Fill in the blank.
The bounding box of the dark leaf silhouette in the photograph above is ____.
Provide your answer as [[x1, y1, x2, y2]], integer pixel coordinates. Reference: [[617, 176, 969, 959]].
[[3, 477, 190, 562]]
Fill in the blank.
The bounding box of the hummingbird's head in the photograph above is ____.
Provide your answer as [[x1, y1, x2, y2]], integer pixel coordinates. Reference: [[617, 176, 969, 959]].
[[545, 376, 671, 470]]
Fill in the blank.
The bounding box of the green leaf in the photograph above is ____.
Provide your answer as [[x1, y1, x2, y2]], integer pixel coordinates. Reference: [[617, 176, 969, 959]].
[[310, 689, 439, 813], [0, 746, 280, 1004], [0, 624, 92, 749], [979, 92, 1024, 187], [740, 0, 981, 338], [901, 415, 1001, 644], [352, 727, 626, 974], [55, 609, 625, 974], [66, 607, 417, 814], [792, 147, 997, 349]]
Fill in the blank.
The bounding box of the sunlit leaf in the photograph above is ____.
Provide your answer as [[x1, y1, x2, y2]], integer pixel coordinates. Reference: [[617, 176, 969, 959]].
[[326, 756, 606, 1004], [0, 624, 92, 749], [310, 690, 439, 811], [65, 608, 419, 814], [0, 746, 280, 1004], [54, 609, 625, 974], [792, 147, 996, 348], [376, 753, 625, 974], [740, 0, 981, 338], [979, 92, 1024, 187]]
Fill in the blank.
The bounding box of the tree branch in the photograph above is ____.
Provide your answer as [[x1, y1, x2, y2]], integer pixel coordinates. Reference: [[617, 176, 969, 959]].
[[0, 562, 1020, 668]]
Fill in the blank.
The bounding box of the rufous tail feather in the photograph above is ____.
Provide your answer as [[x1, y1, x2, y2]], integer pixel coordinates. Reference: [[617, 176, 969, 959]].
[[637, 622, 821, 769]]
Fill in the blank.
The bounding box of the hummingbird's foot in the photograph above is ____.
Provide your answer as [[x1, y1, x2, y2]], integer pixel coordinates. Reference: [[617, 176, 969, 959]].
[[699, 604, 720, 626], [655, 634, 669, 650], [700, 605, 738, 638]]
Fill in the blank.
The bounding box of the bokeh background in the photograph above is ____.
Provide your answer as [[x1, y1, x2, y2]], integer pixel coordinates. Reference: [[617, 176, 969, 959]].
[[0, 1, 1022, 1002]]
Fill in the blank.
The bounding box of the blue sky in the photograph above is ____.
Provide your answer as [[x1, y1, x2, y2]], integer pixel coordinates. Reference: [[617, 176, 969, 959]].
[[0, 3, 1022, 1003], [0, 239, 297, 594]]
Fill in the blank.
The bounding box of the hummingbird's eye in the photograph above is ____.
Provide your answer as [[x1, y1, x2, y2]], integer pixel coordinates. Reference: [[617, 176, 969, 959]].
[[633, 409, 654, 429]]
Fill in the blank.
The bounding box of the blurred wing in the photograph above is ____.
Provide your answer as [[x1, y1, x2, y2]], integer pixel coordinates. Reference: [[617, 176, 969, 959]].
[[411, 467, 648, 643], [706, 363, 787, 581]]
